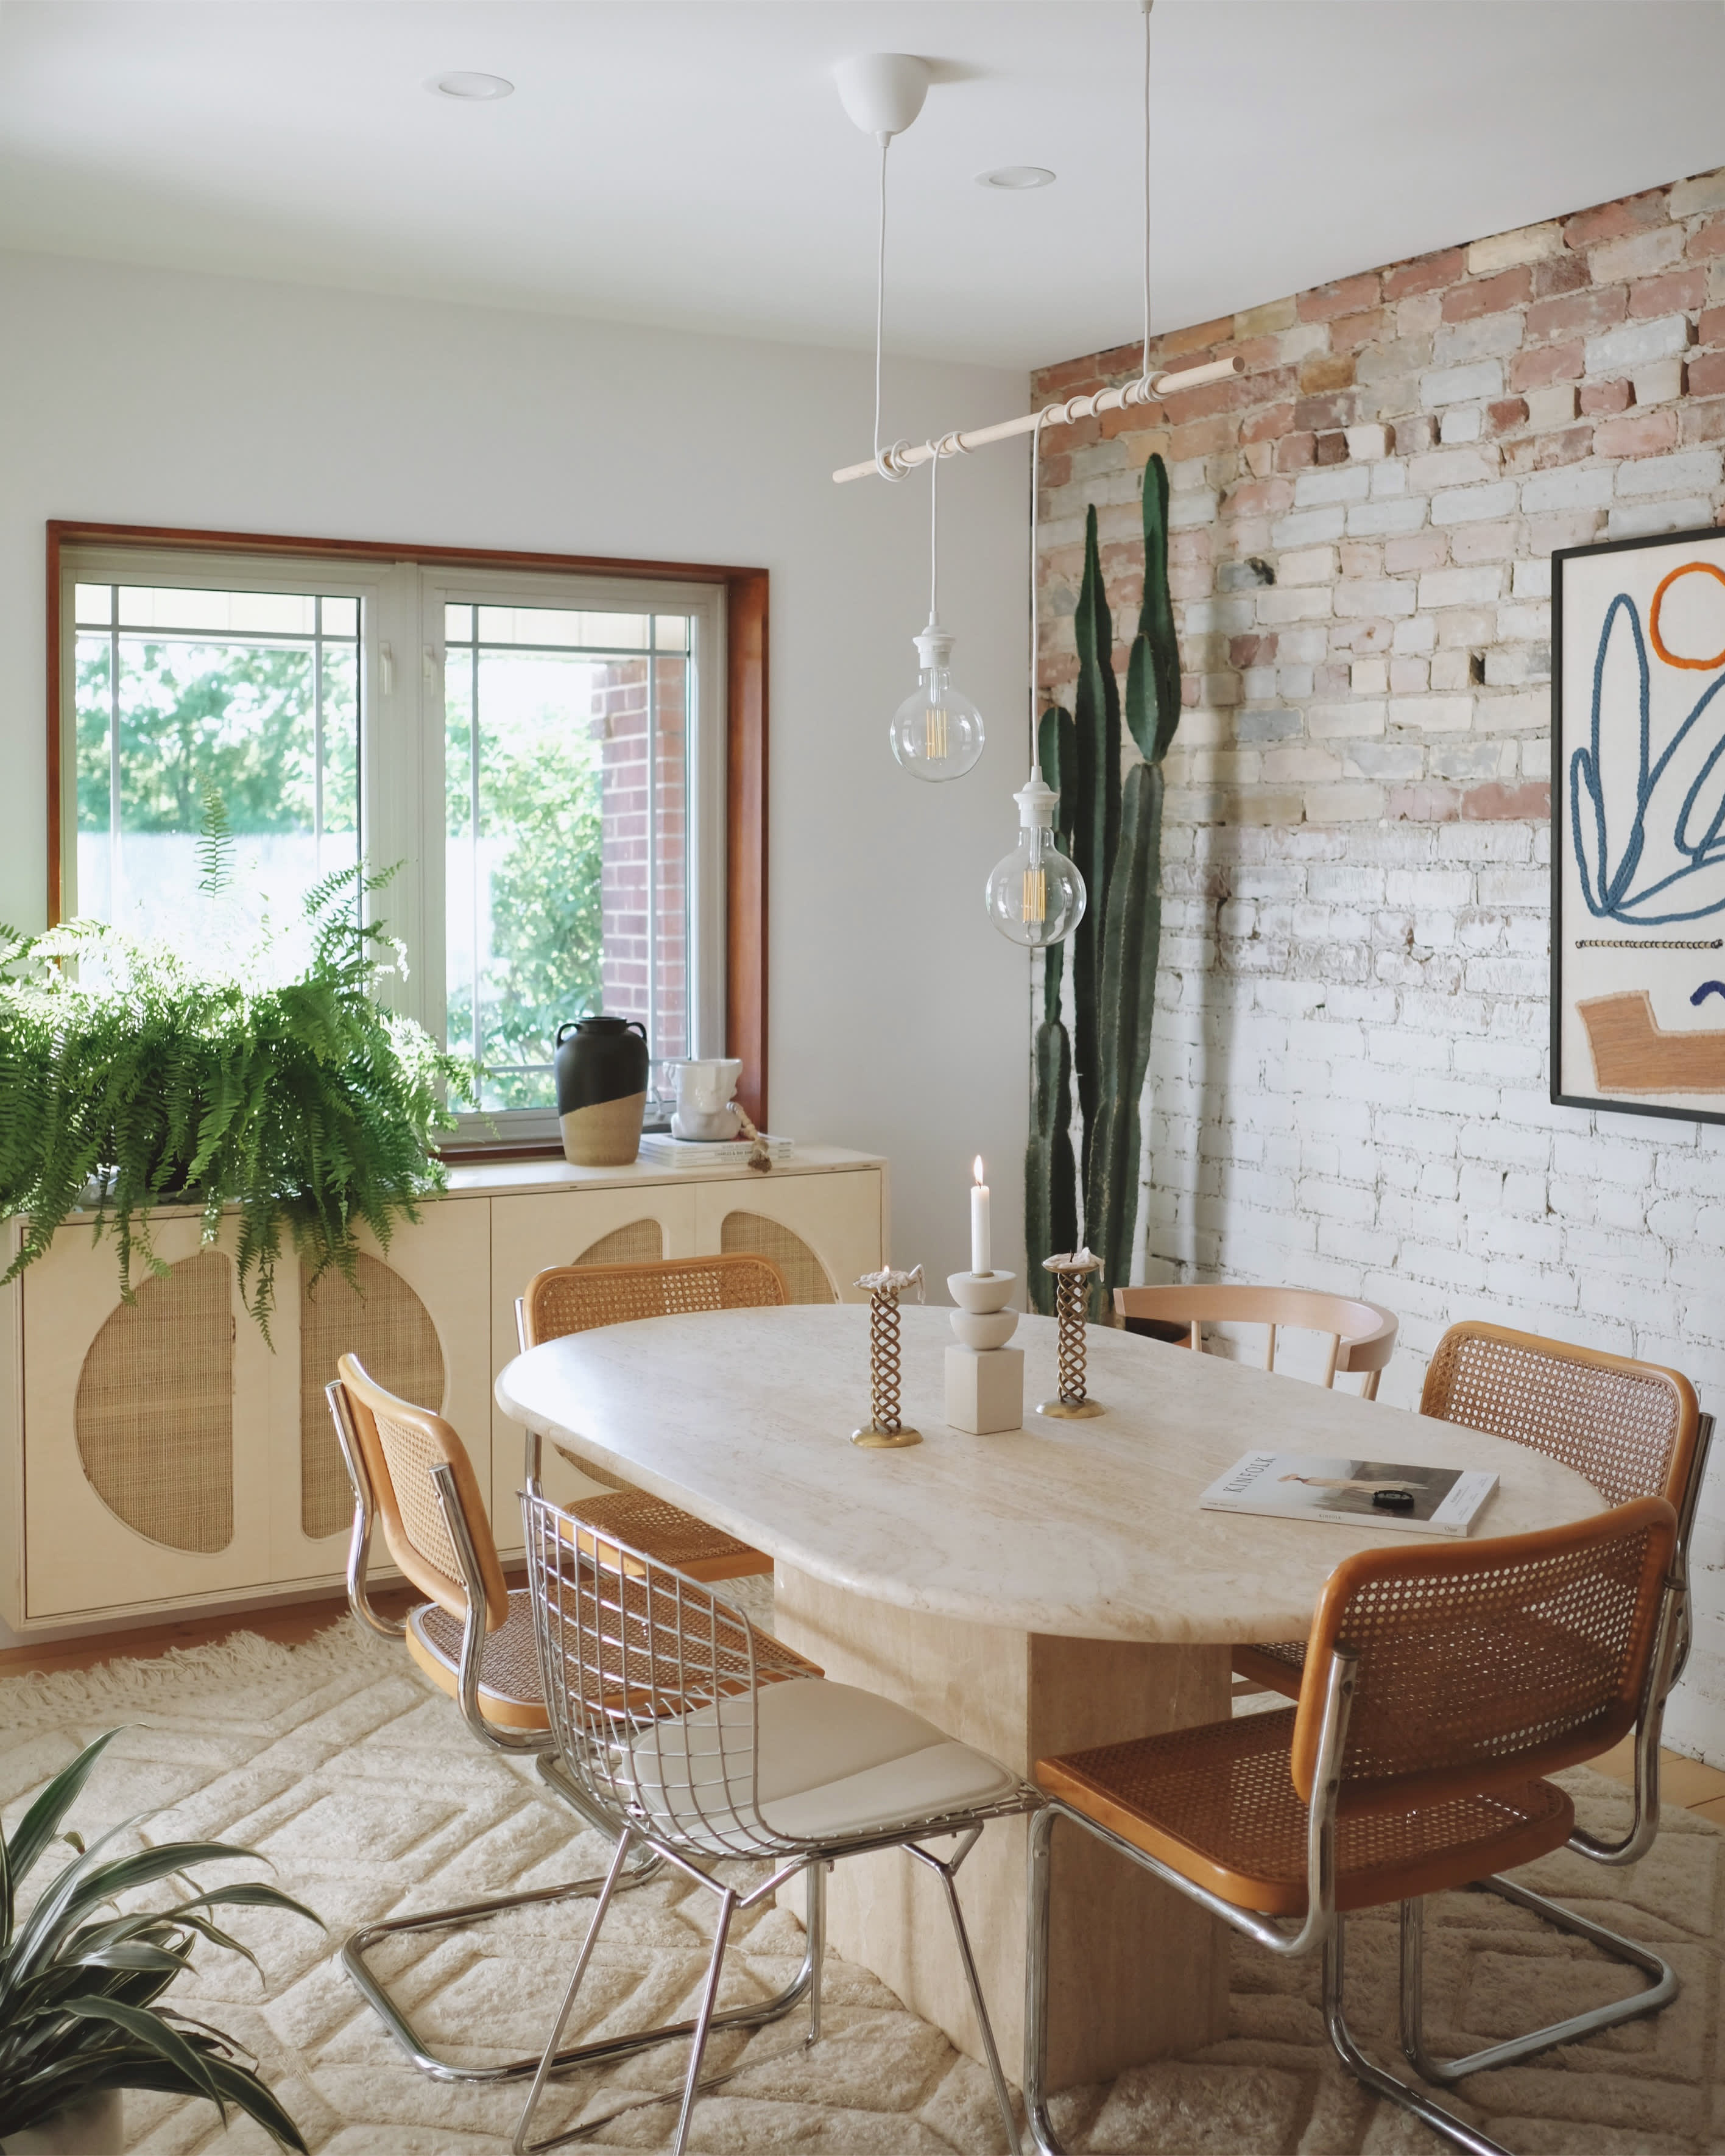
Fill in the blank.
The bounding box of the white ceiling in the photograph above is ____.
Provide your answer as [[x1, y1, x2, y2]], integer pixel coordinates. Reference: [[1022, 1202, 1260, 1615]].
[[1, 2, 1723, 372]]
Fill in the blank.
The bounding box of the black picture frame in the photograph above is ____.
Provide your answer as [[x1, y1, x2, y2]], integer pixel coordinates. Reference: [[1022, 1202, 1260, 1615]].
[[1551, 519, 1725, 1126]]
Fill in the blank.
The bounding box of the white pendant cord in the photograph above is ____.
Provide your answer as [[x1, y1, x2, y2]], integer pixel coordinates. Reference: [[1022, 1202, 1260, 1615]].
[[873, 133, 908, 482], [1028, 413, 1046, 781], [928, 444, 939, 621], [1140, 0, 1154, 386]]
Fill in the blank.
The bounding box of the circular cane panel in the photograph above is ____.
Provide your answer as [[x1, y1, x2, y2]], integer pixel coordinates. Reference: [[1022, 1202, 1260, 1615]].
[[76, 1250, 235, 1553], [574, 1219, 664, 1267], [721, 1211, 835, 1304], [299, 1255, 445, 1541]]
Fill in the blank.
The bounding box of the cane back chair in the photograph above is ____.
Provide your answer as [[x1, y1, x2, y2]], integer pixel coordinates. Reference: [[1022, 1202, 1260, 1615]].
[[1114, 1284, 1399, 1396], [325, 1356, 820, 2090], [515, 1253, 791, 1583], [1233, 1322, 1710, 1863], [515, 1492, 1035, 2156], [1026, 1498, 1684, 2156]]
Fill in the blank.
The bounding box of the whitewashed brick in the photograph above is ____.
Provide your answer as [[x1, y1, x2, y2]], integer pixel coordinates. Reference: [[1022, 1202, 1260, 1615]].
[[1417, 565, 1505, 608], [1634, 358, 1685, 407], [1466, 221, 1561, 274], [1520, 464, 1615, 513], [1420, 361, 1505, 408], [1277, 545, 1336, 587], [1345, 423, 1392, 462], [1606, 496, 1716, 540], [1439, 404, 1485, 445], [1615, 448, 1724, 498], [1590, 227, 1684, 283], [1434, 314, 1525, 365], [1431, 479, 1520, 526], [1350, 660, 1389, 696], [1584, 314, 1693, 376], [1168, 488, 1219, 529], [1389, 694, 1474, 732], [1256, 585, 1334, 623], [1335, 577, 1417, 618], [1512, 558, 1553, 600], [1271, 505, 1347, 548], [1294, 464, 1372, 507], [1279, 322, 1330, 364], [1308, 700, 1386, 740], [1393, 615, 1438, 653], [1347, 496, 1430, 536], [1409, 446, 1500, 491], [1183, 596, 1258, 633]]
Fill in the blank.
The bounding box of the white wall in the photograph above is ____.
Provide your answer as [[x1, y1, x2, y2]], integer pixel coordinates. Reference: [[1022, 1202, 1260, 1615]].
[[0, 248, 1032, 1292]]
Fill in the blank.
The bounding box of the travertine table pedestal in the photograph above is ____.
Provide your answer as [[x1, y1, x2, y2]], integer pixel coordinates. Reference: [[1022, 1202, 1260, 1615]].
[[774, 1564, 1231, 2089]]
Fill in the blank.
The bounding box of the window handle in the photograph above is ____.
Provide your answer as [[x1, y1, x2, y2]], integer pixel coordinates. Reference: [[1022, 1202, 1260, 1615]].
[[423, 645, 440, 684], [379, 641, 395, 695]]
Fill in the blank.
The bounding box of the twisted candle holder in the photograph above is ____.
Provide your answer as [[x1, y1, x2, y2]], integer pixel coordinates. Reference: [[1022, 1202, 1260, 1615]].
[[852, 1264, 925, 1448], [1039, 1251, 1106, 1419]]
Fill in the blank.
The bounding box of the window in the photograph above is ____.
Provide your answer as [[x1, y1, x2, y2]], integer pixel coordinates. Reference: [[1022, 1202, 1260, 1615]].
[[53, 534, 761, 1143]]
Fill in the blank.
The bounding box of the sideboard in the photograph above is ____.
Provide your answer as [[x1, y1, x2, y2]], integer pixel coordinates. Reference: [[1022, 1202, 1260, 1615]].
[[0, 1146, 886, 1635]]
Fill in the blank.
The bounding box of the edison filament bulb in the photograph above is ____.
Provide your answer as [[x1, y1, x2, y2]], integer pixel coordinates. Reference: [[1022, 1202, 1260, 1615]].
[[984, 776, 1085, 947], [891, 622, 984, 781]]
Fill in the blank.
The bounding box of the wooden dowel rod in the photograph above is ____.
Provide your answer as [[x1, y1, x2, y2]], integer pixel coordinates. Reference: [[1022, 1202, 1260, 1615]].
[[832, 354, 1244, 484]]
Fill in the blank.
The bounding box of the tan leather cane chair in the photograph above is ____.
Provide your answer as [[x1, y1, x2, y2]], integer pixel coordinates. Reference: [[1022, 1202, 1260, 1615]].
[[514, 1253, 792, 1584], [325, 1355, 819, 2090], [1025, 1498, 1684, 2156], [1114, 1284, 1399, 1396]]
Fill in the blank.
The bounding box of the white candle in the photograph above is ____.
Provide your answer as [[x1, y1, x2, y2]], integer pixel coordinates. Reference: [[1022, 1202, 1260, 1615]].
[[971, 1156, 992, 1275]]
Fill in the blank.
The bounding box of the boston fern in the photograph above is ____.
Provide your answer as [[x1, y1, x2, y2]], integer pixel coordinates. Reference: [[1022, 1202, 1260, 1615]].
[[0, 864, 476, 1337], [0, 1728, 320, 2148]]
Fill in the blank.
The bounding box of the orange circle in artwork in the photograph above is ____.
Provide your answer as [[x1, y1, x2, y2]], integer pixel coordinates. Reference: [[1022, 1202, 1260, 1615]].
[[1649, 559, 1725, 669]]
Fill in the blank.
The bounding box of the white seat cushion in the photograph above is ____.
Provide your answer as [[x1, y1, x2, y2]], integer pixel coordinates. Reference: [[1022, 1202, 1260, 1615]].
[[618, 1677, 1018, 1851]]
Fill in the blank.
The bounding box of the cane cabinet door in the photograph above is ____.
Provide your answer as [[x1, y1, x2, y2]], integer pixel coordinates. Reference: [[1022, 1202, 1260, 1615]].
[[487, 1186, 699, 1545], [693, 1171, 883, 1306], [275, 1193, 493, 1585], [21, 1216, 278, 1621]]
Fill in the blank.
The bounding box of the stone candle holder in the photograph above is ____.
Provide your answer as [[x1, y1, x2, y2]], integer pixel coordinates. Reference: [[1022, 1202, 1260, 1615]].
[[945, 1271, 1023, 1434]]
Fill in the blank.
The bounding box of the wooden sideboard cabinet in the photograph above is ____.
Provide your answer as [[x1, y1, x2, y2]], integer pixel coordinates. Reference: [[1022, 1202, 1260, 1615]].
[[0, 1147, 886, 1633]]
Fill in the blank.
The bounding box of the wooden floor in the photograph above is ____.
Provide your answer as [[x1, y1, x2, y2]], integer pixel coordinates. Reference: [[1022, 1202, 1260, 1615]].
[[7, 1605, 1725, 1824]]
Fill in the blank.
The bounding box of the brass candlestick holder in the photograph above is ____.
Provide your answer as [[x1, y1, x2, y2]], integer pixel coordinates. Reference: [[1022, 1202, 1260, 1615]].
[[852, 1264, 925, 1448], [1038, 1250, 1106, 1418]]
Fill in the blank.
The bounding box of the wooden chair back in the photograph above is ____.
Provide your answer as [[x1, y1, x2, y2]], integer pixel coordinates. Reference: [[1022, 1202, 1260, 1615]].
[[333, 1353, 509, 1629], [1289, 1496, 1677, 1814], [518, 1253, 790, 1350], [1421, 1322, 1701, 1515], [1113, 1285, 1399, 1397]]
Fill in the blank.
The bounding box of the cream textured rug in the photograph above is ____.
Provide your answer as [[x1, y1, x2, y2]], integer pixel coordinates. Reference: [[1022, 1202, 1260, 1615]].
[[1, 1612, 1720, 2156]]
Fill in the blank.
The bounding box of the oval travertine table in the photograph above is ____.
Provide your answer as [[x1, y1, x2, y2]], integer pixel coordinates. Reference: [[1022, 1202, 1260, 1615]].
[[496, 1303, 1607, 2093]]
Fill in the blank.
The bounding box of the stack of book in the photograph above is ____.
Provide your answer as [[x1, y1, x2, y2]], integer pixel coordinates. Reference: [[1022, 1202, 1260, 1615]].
[[635, 1132, 795, 1166]]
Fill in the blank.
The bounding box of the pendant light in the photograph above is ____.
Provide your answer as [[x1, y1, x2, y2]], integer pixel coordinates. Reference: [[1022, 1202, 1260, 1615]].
[[983, 412, 1085, 945], [891, 446, 985, 780]]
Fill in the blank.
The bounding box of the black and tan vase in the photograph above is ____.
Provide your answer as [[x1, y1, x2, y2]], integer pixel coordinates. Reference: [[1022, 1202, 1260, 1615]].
[[554, 1016, 649, 1166]]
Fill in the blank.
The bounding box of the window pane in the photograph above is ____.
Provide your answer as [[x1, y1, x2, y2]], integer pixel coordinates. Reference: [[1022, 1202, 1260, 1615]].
[[75, 583, 112, 625], [72, 590, 361, 981], [445, 602, 473, 643], [322, 595, 358, 638], [116, 586, 322, 636], [654, 615, 689, 652], [473, 604, 650, 652]]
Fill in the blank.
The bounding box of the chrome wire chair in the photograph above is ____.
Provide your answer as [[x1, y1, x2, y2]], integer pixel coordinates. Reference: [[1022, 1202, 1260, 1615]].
[[515, 1253, 791, 1584], [515, 1491, 1035, 2156], [325, 1356, 819, 2088], [1025, 1498, 1684, 2156], [1232, 1321, 1710, 1873]]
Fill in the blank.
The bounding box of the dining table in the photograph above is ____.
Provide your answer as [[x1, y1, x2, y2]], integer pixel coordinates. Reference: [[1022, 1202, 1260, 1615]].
[[494, 1302, 1608, 2093]]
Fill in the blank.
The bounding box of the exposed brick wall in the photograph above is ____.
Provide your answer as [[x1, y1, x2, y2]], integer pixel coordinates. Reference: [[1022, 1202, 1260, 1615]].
[[1031, 166, 1725, 1760], [596, 656, 688, 1066]]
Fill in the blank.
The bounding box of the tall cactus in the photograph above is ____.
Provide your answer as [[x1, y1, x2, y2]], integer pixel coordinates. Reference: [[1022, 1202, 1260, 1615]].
[[1023, 454, 1183, 1317]]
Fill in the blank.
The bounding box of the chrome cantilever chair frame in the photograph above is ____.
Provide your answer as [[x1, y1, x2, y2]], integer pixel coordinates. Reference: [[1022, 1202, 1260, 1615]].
[[326, 1380, 821, 2090], [513, 1492, 1038, 2156], [1025, 1526, 1686, 2156]]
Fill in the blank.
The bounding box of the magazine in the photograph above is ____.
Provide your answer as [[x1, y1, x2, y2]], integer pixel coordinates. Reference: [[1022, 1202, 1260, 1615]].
[[1198, 1452, 1498, 1538]]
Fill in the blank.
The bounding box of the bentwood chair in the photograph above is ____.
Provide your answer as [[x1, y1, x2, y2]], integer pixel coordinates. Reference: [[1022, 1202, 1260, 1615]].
[[325, 1356, 821, 2089], [1113, 1284, 1399, 1397], [1025, 1498, 1684, 2156], [1233, 1322, 1710, 1869], [515, 1492, 1035, 2156], [515, 1253, 791, 1582]]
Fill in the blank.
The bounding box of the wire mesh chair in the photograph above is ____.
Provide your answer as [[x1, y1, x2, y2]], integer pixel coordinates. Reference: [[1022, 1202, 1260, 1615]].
[[1113, 1284, 1399, 1396], [325, 1356, 819, 2089], [516, 1490, 1035, 2156], [1026, 1498, 1684, 2156], [1232, 1322, 1710, 1869], [514, 1254, 791, 1584]]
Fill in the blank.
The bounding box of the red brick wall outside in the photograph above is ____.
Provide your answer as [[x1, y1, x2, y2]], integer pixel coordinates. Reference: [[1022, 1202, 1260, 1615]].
[[1029, 167, 1725, 1759], [595, 655, 688, 1069]]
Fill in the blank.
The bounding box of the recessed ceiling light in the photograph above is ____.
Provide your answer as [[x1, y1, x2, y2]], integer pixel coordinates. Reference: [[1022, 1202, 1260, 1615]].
[[428, 71, 514, 101], [976, 166, 1055, 191]]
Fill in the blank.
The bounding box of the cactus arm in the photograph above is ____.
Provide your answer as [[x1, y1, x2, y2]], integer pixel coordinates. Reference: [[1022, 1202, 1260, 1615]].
[[1070, 509, 1118, 1192], [1090, 758, 1165, 1312], [1025, 1016, 1078, 1315]]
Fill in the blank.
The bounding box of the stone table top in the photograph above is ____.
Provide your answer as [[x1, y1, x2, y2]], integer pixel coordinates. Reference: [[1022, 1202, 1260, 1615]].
[[495, 1304, 1607, 1643]]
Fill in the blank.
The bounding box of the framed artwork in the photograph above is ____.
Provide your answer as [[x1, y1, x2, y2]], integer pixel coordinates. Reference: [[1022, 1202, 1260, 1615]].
[[1553, 521, 1725, 1123]]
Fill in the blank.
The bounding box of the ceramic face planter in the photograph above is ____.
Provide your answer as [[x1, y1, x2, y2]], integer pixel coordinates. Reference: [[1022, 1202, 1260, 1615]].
[[670, 1059, 744, 1141]]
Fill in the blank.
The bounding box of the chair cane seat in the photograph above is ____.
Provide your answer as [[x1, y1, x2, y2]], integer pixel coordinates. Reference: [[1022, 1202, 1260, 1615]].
[[1037, 1707, 1575, 1918], [408, 1590, 549, 1732], [560, 1481, 773, 1585]]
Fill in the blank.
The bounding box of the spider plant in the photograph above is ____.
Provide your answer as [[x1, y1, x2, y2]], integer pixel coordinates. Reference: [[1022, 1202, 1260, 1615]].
[[0, 1728, 319, 2149]]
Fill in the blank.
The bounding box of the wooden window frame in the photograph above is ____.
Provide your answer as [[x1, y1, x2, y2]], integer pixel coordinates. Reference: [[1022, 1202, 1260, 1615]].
[[45, 521, 769, 1144]]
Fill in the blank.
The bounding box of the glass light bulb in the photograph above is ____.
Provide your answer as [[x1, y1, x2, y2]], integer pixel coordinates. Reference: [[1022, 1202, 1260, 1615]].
[[984, 776, 1085, 947], [890, 622, 984, 781]]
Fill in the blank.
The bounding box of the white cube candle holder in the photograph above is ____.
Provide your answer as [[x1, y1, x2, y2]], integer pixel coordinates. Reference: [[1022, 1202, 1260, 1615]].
[[945, 1271, 1023, 1434]]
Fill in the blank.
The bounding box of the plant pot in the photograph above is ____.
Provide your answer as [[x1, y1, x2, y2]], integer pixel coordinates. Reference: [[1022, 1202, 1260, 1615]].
[[2, 2088, 124, 2153], [554, 1015, 649, 1166]]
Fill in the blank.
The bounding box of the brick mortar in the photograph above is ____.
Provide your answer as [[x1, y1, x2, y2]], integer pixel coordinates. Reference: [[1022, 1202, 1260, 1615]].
[[1031, 166, 1725, 1759]]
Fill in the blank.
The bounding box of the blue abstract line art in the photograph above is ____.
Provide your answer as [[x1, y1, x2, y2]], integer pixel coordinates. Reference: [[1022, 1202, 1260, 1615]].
[[1572, 591, 1725, 924], [1692, 982, 1725, 1005]]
